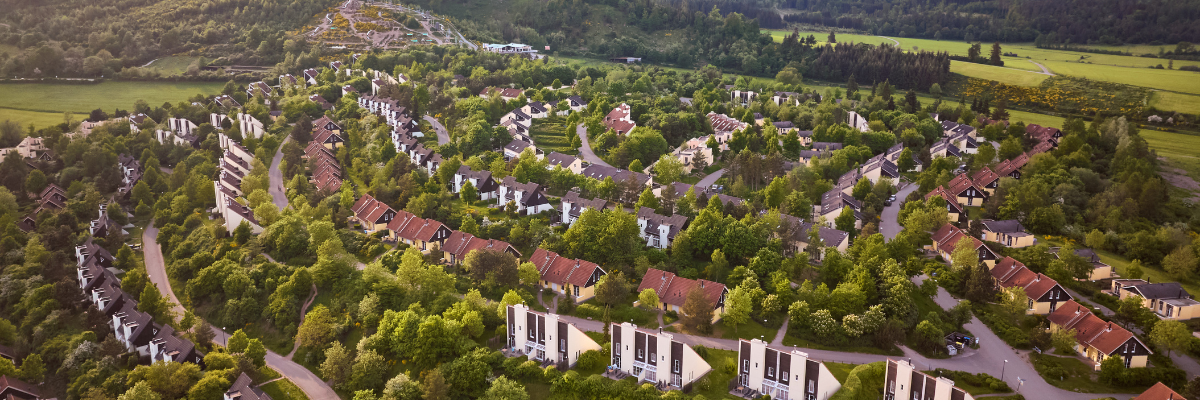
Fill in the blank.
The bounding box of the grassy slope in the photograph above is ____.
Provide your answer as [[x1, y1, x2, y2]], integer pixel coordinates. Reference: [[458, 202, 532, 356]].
[[528, 116, 577, 155], [949, 62, 1049, 87], [1142, 129, 1200, 189], [146, 56, 203, 75], [0, 81, 222, 128], [1150, 91, 1200, 115], [259, 379, 311, 400]]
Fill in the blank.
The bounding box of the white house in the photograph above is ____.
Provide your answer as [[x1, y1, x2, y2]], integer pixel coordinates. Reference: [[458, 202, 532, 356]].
[[736, 338, 841, 400], [611, 322, 712, 390], [636, 207, 688, 249], [498, 176, 553, 215], [237, 113, 265, 139], [505, 304, 602, 368]]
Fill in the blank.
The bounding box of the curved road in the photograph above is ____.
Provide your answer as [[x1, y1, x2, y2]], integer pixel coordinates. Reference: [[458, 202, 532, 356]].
[[574, 123, 611, 168], [1029, 60, 1055, 75], [696, 169, 726, 189], [269, 137, 290, 210], [880, 182, 918, 241], [424, 115, 450, 145], [143, 222, 338, 400]]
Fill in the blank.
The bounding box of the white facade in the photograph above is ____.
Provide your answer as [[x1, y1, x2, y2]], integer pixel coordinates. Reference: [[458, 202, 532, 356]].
[[506, 304, 601, 368], [884, 359, 975, 400], [237, 113, 265, 139], [847, 111, 870, 133], [611, 322, 712, 390], [736, 339, 840, 400]]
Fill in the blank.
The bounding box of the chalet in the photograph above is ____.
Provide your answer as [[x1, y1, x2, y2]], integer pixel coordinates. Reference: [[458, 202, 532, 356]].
[[731, 90, 757, 106], [309, 94, 333, 111], [545, 152, 583, 174], [110, 294, 159, 353], [313, 127, 345, 150], [1026, 124, 1063, 143], [604, 103, 636, 135], [506, 304, 602, 368], [1049, 300, 1150, 369], [946, 173, 988, 206], [39, 184, 67, 204], [246, 81, 273, 99], [860, 155, 900, 184], [816, 190, 862, 229], [441, 230, 520, 265], [279, 74, 300, 89], [89, 204, 121, 238], [925, 186, 965, 223], [884, 359, 975, 400], [565, 95, 588, 112], [0, 376, 42, 400], [453, 165, 499, 200], [522, 102, 549, 119], [931, 223, 999, 268], [811, 142, 843, 152], [995, 153, 1029, 180], [737, 339, 841, 400], [948, 132, 979, 154], [979, 219, 1035, 248], [991, 257, 1071, 314], [637, 268, 727, 323], [1030, 140, 1056, 155], [795, 130, 813, 146], [777, 214, 849, 260], [971, 167, 1001, 194], [637, 207, 688, 249], [498, 176, 553, 215], [501, 108, 534, 128], [480, 87, 524, 101], [1113, 280, 1200, 321], [504, 139, 543, 160], [1133, 382, 1185, 400], [148, 324, 203, 365], [225, 373, 272, 400], [529, 248, 608, 301], [117, 154, 143, 196], [303, 69, 320, 85], [313, 168, 343, 193], [329, 61, 344, 74], [214, 95, 242, 109], [387, 211, 452, 253], [313, 116, 343, 135], [772, 121, 796, 135], [350, 194, 397, 234], [611, 322, 712, 390], [560, 191, 612, 226], [930, 138, 962, 159]]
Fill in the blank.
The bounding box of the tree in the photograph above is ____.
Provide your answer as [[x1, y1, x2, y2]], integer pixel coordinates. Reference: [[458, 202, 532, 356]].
[[723, 285, 753, 333], [1099, 355, 1125, 384], [775, 67, 802, 87], [967, 43, 982, 62], [351, 350, 389, 392], [517, 262, 540, 288], [227, 330, 249, 353], [835, 207, 857, 237], [1051, 328, 1078, 354], [481, 376, 529, 400], [462, 249, 519, 289], [1150, 319, 1192, 357], [828, 31, 836, 43], [595, 272, 630, 311], [1126, 259, 1144, 280], [998, 286, 1029, 317], [245, 339, 267, 368], [990, 42, 1003, 66], [18, 354, 43, 382], [423, 369, 450, 400], [461, 181, 477, 203], [321, 342, 353, 388], [119, 382, 161, 400], [628, 159, 644, 173], [680, 287, 714, 334], [1164, 246, 1197, 280], [188, 374, 230, 400], [24, 170, 46, 194], [654, 154, 685, 185], [139, 285, 173, 323], [298, 305, 337, 349], [638, 289, 659, 309], [635, 187, 659, 211], [1116, 295, 1155, 330]]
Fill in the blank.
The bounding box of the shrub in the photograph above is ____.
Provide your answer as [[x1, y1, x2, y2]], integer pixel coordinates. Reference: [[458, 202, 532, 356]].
[[829, 362, 886, 400]]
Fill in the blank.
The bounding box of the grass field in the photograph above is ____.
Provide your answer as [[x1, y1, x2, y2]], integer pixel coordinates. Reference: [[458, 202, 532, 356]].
[[1038, 60, 1200, 94], [0, 81, 223, 129], [528, 116, 577, 155], [1143, 129, 1200, 191], [145, 56, 203, 75], [259, 379, 310, 400], [1150, 91, 1200, 115], [950, 62, 1049, 87]]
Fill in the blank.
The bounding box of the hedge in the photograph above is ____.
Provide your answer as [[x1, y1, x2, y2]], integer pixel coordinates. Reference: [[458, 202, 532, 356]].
[[829, 362, 885, 400]]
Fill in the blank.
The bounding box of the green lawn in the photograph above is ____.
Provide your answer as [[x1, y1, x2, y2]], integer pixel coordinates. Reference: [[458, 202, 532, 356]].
[[0, 108, 67, 130], [145, 56, 204, 75], [950, 62, 1050, 87], [528, 116, 577, 155], [824, 362, 858, 383], [259, 379, 311, 400], [1149, 91, 1200, 115], [689, 348, 741, 400], [715, 319, 779, 342], [1142, 130, 1200, 195], [0, 80, 223, 126], [1038, 60, 1200, 95], [1030, 353, 1148, 393]]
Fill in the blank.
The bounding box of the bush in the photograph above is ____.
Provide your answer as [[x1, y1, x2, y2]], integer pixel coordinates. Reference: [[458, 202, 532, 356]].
[[829, 362, 886, 400], [932, 369, 1012, 393]]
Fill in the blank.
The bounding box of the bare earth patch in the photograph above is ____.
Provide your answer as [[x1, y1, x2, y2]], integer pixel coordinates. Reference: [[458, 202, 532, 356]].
[[1157, 158, 1200, 202]]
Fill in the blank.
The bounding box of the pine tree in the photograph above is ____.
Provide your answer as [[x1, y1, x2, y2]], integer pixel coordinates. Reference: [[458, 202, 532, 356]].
[[828, 31, 836, 43], [991, 98, 1010, 121], [990, 42, 1003, 66], [846, 74, 858, 95]]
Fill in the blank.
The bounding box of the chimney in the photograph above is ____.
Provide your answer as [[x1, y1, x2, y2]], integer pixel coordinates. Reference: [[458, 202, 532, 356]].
[[1106, 322, 1113, 332]]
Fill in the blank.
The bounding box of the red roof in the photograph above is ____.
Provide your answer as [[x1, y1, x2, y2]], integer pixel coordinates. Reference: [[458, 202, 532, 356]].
[[1134, 382, 1185, 400], [932, 223, 994, 257], [442, 230, 520, 259], [1047, 300, 1148, 356], [529, 248, 606, 287], [313, 127, 343, 145], [351, 194, 394, 223], [388, 213, 449, 242], [991, 257, 1062, 300], [637, 268, 726, 309], [995, 153, 1029, 177], [314, 169, 342, 192], [0, 375, 39, 399], [947, 173, 983, 197], [972, 166, 999, 187], [925, 186, 963, 213]]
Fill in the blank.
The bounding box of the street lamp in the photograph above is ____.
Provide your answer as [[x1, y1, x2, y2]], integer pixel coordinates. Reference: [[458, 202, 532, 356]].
[[1001, 360, 1008, 381]]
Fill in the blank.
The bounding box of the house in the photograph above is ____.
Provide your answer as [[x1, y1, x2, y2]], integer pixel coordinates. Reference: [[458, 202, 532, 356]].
[[810, 142, 843, 152], [771, 91, 801, 106], [731, 90, 757, 106], [946, 173, 988, 206], [504, 139, 543, 160], [930, 138, 962, 159], [0, 375, 42, 400], [1056, 248, 1112, 281], [846, 111, 870, 132], [637, 207, 688, 249], [246, 81, 273, 99], [482, 43, 541, 59], [309, 94, 334, 111], [795, 130, 813, 146], [707, 112, 747, 141], [884, 143, 922, 172], [931, 223, 999, 268], [611, 322, 713, 389], [499, 176, 553, 215], [772, 121, 796, 135], [165, 117, 198, 137], [522, 102, 549, 119], [736, 338, 841, 400], [884, 359, 975, 400], [925, 186, 965, 223], [225, 373, 272, 400], [546, 152, 583, 174], [313, 167, 343, 193], [501, 109, 534, 128], [89, 204, 121, 238], [560, 191, 611, 226], [441, 230, 520, 265], [948, 132, 979, 154], [860, 155, 900, 184], [979, 219, 1035, 248], [148, 324, 203, 365], [610, 57, 642, 63], [971, 167, 1001, 194], [816, 190, 862, 229], [670, 142, 713, 174], [1133, 382, 1185, 400], [480, 87, 524, 101], [580, 164, 653, 188], [453, 165, 499, 200], [350, 194, 397, 234], [313, 127, 345, 150], [1026, 124, 1063, 143], [637, 268, 727, 323], [797, 150, 830, 166], [128, 113, 155, 132], [529, 248, 608, 301], [329, 61, 344, 74], [117, 154, 143, 195], [110, 295, 159, 353], [995, 154, 1028, 180], [342, 85, 359, 97], [214, 95, 241, 109], [565, 96, 588, 112], [1048, 300, 1151, 369], [777, 214, 849, 260], [1113, 281, 1200, 321], [213, 183, 263, 234], [387, 211, 453, 253], [279, 74, 301, 89], [506, 304, 602, 368], [237, 113, 266, 139], [303, 69, 320, 85], [990, 257, 1072, 314], [154, 128, 198, 148], [604, 103, 637, 135]]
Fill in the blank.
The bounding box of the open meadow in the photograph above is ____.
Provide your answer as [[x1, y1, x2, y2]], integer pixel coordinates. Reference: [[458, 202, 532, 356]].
[[144, 56, 204, 75], [0, 80, 223, 129]]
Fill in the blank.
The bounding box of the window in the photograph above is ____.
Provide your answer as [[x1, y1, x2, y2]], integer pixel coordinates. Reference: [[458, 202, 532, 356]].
[[574, 286, 580, 296], [650, 353, 656, 361], [767, 367, 774, 378], [743, 360, 750, 372], [637, 349, 644, 359], [673, 360, 681, 372]]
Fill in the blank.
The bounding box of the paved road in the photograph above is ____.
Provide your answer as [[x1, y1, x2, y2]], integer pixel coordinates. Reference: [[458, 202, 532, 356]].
[[696, 169, 726, 189], [143, 222, 339, 400], [269, 137, 290, 210], [574, 123, 611, 167], [880, 182, 918, 241], [1030, 61, 1055, 75], [424, 115, 449, 145]]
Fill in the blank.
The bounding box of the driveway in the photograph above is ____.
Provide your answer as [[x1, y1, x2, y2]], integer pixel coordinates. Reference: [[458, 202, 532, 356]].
[[880, 182, 918, 241], [143, 222, 339, 400], [696, 169, 726, 190], [424, 115, 449, 145], [269, 137, 290, 210], [574, 123, 611, 167]]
